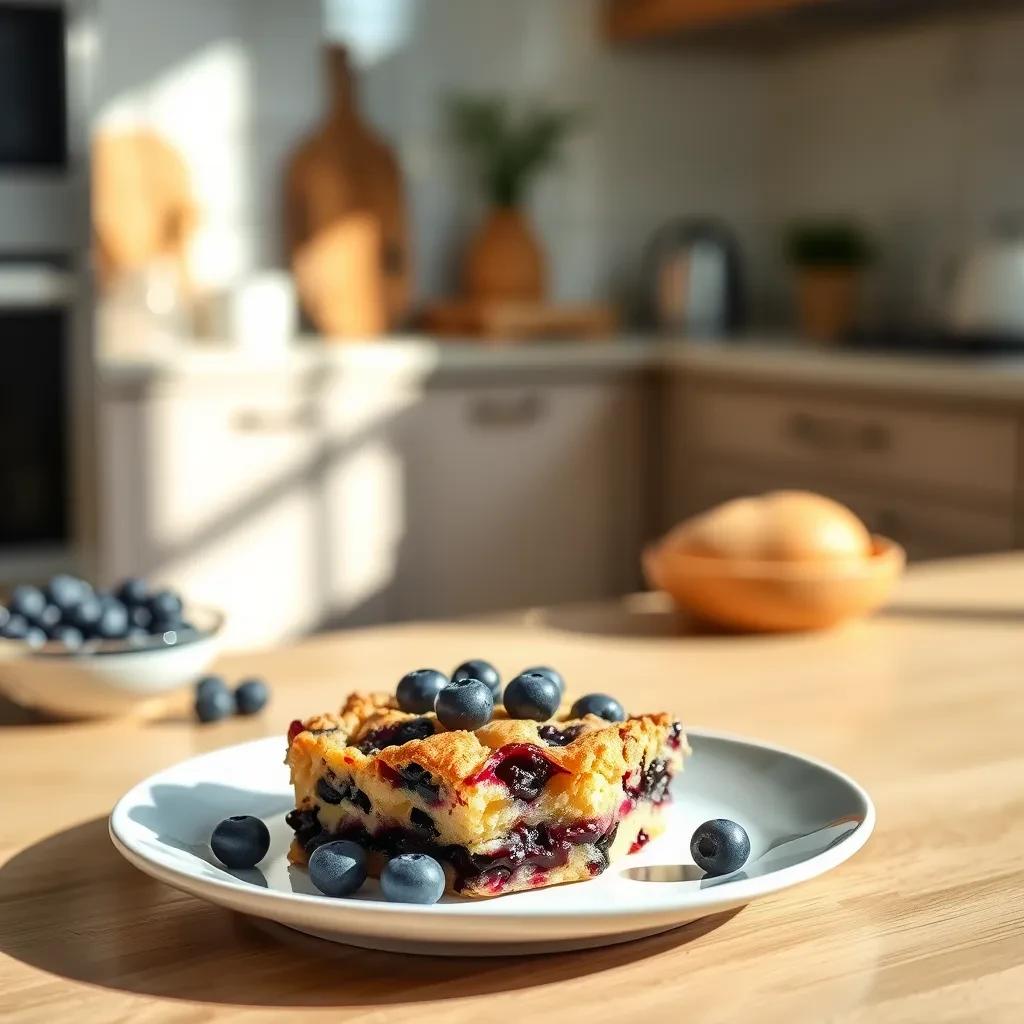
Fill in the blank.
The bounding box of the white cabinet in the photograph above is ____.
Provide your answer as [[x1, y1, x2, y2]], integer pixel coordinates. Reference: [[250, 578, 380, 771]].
[[99, 378, 322, 647], [99, 369, 647, 644], [390, 379, 645, 620]]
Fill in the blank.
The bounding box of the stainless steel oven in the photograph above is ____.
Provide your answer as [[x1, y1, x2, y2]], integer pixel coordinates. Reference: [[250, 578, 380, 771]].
[[0, 1, 96, 583]]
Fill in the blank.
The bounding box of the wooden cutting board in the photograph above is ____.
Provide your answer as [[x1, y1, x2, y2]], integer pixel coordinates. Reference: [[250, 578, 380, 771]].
[[92, 129, 197, 291], [285, 46, 410, 338]]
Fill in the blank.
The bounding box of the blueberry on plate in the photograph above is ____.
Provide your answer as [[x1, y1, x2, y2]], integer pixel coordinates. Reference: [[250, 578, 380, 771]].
[[9, 585, 46, 621], [309, 839, 368, 897], [570, 693, 626, 723], [196, 674, 229, 698], [210, 815, 270, 869], [380, 852, 445, 905], [148, 589, 184, 625], [95, 599, 130, 640], [48, 624, 84, 650], [434, 678, 493, 731], [47, 574, 89, 611], [25, 626, 47, 649], [235, 677, 270, 715], [504, 672, 561, 721], [0, 613, 30, 640], [396, 668, 449, 714], [36, 603, 62, 629], [520, 665, 565, 697], [116, 577, 149, 606], [195, 686, 235, 723], [69, 595, 103, 632], [452, 659, 501, 699], [130, 604, 154, 632], [690, 818, 750, 877]]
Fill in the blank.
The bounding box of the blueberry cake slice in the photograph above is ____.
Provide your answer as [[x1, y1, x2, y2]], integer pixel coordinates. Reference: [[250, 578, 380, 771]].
[[285, 692, 689, 898]]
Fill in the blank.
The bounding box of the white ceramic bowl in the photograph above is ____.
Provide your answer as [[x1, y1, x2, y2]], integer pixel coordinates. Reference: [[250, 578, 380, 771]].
[[0, 605, 224, 718]]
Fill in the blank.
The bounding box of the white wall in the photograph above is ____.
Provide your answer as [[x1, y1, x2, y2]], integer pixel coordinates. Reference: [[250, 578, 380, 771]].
[[94, 0, 763, 306], [93, 1, 1024, 326], [756, 8, 1024, 326]]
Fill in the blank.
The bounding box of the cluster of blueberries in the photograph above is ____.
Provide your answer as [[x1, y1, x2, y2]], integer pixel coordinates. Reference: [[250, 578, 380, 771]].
[[399, 658, 626, 732], [194, 674, 271, 723], [210, 816, 444, 904], [0, 575, 190, 650]]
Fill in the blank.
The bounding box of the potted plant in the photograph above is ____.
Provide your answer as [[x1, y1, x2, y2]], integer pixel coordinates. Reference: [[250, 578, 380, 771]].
[[447, 94, 580, 304], [785, 222, 873, 343]]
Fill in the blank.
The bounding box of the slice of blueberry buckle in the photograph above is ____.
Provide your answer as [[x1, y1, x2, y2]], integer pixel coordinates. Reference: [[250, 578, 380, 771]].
[[285, 680, 687, 898]]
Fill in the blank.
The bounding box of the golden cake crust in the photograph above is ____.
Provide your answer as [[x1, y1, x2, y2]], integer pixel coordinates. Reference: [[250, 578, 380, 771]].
[[288, 690, 683, 790]]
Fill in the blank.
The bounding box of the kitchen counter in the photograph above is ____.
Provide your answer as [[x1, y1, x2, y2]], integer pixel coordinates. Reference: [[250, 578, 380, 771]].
[[98, 334, 1024, 402], [2, 553, 1023, 1022]]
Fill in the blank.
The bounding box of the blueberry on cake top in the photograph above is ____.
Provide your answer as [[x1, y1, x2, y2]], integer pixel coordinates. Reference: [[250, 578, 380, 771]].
[[285, 689, 688, 898]]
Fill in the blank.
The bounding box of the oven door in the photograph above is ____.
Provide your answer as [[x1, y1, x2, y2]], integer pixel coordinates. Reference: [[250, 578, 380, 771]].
[[0, 2, 67, 169], [0, 264, 76, 554]]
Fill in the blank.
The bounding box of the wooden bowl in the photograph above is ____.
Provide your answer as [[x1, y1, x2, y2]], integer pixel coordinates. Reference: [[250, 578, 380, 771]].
[[643, 535, 905, 633]]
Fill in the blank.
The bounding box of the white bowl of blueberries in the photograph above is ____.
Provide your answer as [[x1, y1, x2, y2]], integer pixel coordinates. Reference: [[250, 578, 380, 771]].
[[0, 574, 224, 718]]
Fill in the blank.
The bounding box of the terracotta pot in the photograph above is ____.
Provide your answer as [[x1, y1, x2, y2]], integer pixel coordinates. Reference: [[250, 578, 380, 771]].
[[795, 267, 861, 343], [464, 206, 545, 303]]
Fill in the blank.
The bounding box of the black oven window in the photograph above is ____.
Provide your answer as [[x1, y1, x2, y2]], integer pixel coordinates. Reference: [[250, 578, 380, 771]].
[[0, 4, 67, 168], [0, 309, 67, 545]]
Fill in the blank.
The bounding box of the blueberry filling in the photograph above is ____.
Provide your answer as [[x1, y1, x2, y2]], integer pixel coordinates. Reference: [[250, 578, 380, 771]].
[[667, 721, 684, 750], [537, 723, 585, 747], [399, 762, 442, 804], [356, 717, 435, 754], [285, 808, 323, 850], [622, 757, 673, 805], [313, 775, 373, 813], [466, 743, 570, 803], [316, 777, 344, 805], [350, 787, 372, 814], [287, 810, 619, 892], [629, 829, 651, 854], [410, 807, 439, 836]]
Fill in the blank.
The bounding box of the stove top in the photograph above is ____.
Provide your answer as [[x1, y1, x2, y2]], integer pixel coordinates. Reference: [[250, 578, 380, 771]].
[[844, 330, 1024, 359]]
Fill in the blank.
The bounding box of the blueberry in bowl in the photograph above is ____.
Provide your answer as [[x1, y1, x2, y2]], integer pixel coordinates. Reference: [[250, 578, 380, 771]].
[[0, 576, 225, 718]]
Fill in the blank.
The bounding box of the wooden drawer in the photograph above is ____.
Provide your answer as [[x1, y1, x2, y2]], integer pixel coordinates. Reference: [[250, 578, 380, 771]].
[[678, 465, 1015, 562], [684, 386, 1018, 497]]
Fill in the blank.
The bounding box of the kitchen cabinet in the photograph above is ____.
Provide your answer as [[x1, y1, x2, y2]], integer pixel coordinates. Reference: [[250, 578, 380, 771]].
[[99, 377, 323, 646], [98, 366, 648, 645], [662, 372, 1020, 561], [388, 380, 646, 620]]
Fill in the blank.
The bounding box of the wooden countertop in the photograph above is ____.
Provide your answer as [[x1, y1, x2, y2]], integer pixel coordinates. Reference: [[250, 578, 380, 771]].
[[2, 553, 1023, 1022], [99, 334, 1024, 403]]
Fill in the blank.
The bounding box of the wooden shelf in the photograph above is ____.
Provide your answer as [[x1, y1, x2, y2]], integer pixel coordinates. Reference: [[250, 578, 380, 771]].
[[605, 0, 824, 42], [603, 0, 1020, 47]]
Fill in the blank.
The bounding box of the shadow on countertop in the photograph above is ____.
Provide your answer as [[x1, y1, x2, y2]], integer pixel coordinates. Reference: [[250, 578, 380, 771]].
[[0, 816, 741, 1008]]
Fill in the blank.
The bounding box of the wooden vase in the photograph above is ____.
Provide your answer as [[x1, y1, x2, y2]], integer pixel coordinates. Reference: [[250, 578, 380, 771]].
[[796, 267, 861, 344], [464, 206, 546, 303]]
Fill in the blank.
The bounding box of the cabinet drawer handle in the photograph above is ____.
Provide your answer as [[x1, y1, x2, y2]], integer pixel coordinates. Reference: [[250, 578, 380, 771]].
[[785, 412, 843, 450], [858, 422, 891, 452], [467, 393, 544, 428], [785, 413, 892, 454], [232, 406, 317, 432]]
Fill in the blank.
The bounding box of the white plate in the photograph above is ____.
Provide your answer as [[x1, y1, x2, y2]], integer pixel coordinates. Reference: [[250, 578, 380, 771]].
[[109, 731, 874, 956]]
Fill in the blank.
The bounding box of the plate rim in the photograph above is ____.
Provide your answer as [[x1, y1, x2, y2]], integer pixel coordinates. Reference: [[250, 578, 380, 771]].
[[109, 728, 876, 923]]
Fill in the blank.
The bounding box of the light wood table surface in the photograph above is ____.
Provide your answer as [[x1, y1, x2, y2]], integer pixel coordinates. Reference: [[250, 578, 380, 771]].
[[2, 554, 1024, 1023]]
